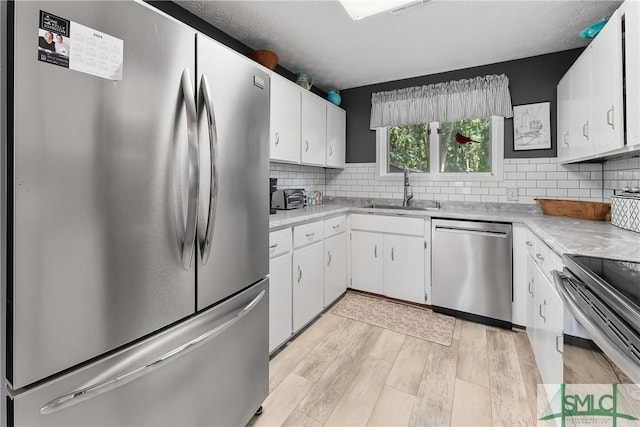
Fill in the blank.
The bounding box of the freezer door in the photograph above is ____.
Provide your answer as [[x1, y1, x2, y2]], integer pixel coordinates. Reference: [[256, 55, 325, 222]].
[[10, 280, 269, 427], [10, 1, 197, 388], [195, 35, 270, 310]]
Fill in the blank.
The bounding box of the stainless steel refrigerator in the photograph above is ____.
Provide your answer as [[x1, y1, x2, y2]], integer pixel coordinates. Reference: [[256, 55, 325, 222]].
[[1, 1, 269, 425]]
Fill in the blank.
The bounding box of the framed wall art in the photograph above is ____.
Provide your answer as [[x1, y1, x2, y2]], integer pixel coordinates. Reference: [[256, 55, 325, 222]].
[[513, 102, 551, 151]]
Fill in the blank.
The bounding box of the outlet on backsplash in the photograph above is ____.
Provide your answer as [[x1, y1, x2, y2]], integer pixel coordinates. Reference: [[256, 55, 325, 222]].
[[508, 188, 519, 202]]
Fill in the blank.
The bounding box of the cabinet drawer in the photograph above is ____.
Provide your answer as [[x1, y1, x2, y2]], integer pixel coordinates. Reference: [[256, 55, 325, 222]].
[[324, 215, 347, 238], [269, 228, 292, 259], [350, 214, 424, 236], [293, 221, 324, 249]]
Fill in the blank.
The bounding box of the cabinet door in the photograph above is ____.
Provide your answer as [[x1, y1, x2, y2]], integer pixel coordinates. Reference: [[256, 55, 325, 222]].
[[350, 231, 384, 295], [326, 105, 346, 168], [526, 255, 537, 354], [590, 11, 624, 154], [268, 254, 292, 353], [324, 233, 348, 307], [270, 75, 301, 163], [301, 91, 327, 166], [556, 74, 572, 162], [570, 51, 593, 159], [293, 242, 324, 332], [541, 283, 564, 385], [383, 234, 425, 304], [626, 0, 640, 147]]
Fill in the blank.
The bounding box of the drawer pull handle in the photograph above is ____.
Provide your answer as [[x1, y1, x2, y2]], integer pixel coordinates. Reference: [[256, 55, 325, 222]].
[[332, 224, 340, 230], [274, 132, 280, 146], [327, 251, 332, 266], [564, 132, 569, 146], [528, 279, 534, 296], [391, 247, 395, 261], [374, 244, 377, 258], [556, 334, 563, 354], [536, 253, 544, 261], [269, 243, 278, 249], [298, 266, 302, 283], [525, 241, 533, 247], [539, 300, 546, 321], [329, 145, 333, 156], [305, 140, 309, 152], [305, 232, 315, 238]]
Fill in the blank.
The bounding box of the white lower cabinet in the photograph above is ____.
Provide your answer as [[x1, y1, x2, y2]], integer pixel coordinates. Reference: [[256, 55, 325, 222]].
[[324, 232, 347, 307], [526, 234, 564, 386], [383, 234, 425, 303], [350, 214, 427, 305], [268, 228, 293, 353], [268, 253, 292, 353], [293, 241, 324, 332], [350, 231, 384, 295]]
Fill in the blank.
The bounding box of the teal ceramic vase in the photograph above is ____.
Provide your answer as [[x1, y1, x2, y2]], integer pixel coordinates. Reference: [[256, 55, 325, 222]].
[[327, 90, 341, 106]]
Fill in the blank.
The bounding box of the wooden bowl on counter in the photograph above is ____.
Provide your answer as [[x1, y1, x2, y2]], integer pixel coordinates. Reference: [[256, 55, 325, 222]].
[[535, 198, 611, 221], [247, 50, 278, 70]]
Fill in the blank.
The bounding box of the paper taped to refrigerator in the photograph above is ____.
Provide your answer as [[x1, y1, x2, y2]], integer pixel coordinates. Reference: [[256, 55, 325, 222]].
[[38, 10, 123, 80]]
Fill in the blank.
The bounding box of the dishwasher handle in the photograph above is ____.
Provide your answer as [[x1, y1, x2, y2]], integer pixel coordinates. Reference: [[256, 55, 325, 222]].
[[433, 225, 508, 238]]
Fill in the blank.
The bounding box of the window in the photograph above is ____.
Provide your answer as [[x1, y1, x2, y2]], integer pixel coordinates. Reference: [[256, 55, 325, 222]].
[[377, 116, 503, 180], [387, 124, 429, 173]]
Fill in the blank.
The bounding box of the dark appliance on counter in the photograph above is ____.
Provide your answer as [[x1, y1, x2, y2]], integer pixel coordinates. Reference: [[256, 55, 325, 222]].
[[270, 178, 277, 214], [271, 189, 305, 210], [553, 255, 640, 385]]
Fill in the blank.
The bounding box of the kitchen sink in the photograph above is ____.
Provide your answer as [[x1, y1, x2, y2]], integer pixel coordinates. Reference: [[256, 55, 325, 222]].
[[366, 202, 440, 211]]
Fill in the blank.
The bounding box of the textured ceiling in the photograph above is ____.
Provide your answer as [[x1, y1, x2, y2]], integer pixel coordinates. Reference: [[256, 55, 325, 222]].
[[177, 0, 620, 91]]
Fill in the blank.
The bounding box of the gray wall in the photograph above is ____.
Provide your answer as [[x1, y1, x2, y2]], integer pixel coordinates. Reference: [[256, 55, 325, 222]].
[[342, 49, 583, 163]]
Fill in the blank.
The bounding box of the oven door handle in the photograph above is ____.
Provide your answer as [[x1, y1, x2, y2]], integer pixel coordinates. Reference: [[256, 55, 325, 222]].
[[552, 270, 640, 384]]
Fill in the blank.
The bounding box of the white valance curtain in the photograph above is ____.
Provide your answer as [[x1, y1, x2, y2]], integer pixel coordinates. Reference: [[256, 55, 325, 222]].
[[369, 74, 513, 129]]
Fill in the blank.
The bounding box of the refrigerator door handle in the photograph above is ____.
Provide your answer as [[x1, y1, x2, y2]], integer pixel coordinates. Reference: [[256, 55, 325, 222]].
[[39, 290, 266, 416], [177, 68, 199, 270], [197, 73, 219, 265]]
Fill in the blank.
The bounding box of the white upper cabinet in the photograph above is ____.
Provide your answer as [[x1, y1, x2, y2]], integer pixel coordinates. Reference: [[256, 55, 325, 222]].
[[326, 104, 346, 168], [269, 74, 346, 168], [301, 90, 327, 166], [270, 74, 301, 164], [556, 74, 572, 162], [569, 50, 593, 160], [557, 6, 635, 162], [590, 9, 624, 154], [625, 1, 640, 148]]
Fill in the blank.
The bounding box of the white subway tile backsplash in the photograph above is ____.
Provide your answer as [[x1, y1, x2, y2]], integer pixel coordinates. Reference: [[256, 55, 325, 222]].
[[272, 155, 639, 205]]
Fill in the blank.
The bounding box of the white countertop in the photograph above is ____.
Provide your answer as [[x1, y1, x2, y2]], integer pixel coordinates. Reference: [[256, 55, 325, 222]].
[[269, 203, 640, 262]]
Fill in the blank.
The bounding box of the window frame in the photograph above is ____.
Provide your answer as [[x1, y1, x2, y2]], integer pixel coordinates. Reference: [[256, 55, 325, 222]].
[[376, 116, 504, 181]]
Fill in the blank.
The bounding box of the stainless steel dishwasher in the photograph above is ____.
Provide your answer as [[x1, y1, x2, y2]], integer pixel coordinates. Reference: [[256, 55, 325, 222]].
[[431, 219, 512, 327]]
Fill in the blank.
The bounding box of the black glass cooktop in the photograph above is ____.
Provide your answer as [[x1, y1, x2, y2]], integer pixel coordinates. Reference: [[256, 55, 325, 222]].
[[565, 254, 640, 312]]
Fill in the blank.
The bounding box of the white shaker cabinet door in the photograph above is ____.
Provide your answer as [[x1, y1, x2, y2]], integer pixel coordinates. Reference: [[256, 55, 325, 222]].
[[270, 74, 301, 163], [324, 232, 348, 307], [590, 11, 624, 155], [569, 50, 593, 159], [326, 104, 346, 168], [292, 242, 324, 332], [350, 231, 384, 295], [383, 234, 425, 304], [301, 90, 327, 166], [268, 253, 292, 353], [556, 74, 572, 162]]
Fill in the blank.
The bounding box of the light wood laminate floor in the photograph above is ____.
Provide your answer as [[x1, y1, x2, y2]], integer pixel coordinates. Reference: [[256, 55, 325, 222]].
[[250, 307, 542, 427]]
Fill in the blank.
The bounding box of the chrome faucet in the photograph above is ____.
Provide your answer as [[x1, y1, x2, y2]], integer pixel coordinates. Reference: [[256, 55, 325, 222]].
[[403, 167, 413, 207]]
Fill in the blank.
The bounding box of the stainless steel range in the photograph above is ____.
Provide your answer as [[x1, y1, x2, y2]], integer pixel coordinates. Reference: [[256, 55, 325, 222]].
[[554, 255, 640, 385]]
